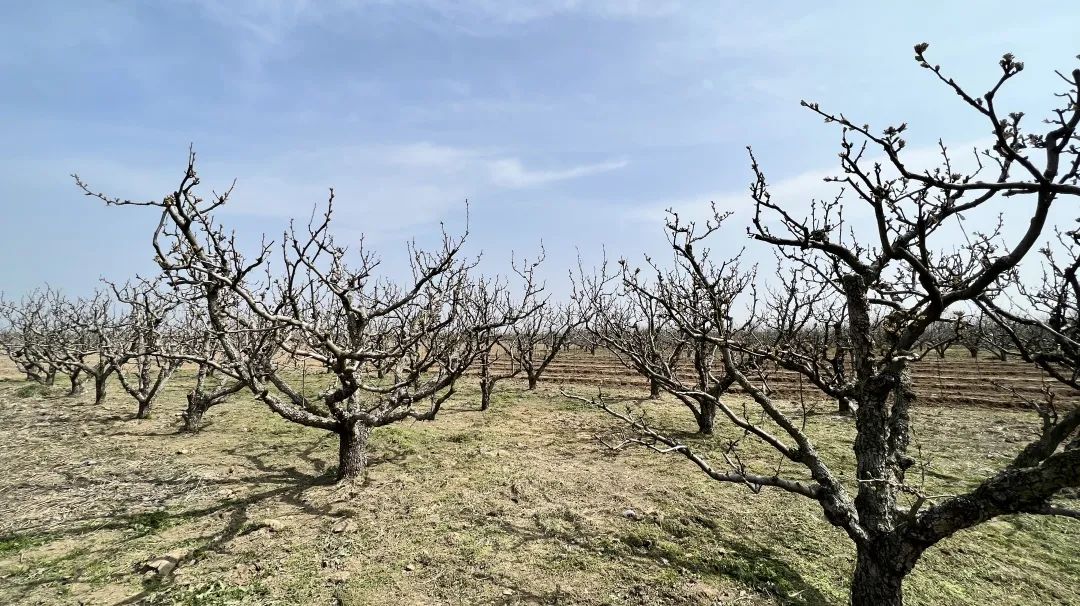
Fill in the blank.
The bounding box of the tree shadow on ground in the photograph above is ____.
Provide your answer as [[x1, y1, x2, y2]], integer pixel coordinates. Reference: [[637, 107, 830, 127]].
[[476, 510, 833, 606], [1, 441, 359, 605]]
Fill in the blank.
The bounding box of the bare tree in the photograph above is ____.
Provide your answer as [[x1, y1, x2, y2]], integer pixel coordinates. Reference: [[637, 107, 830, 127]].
[[166, 294, 247, 431], [0, 288, 65, 387], [739, 262, 863, 414], [48, 289, 124, 405], [918, 311, 962, 359], [108, 282, 184, 419], [980, 227, 1080, 388], [573, 46, 1080, 605], [80, 159, 526, 482], [576, 242, 745, 433], [474, 254, 544, 411], [507, 287, 584, 391]]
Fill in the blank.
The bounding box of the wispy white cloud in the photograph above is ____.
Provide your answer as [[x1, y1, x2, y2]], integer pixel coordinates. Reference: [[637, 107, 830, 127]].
[[59, 141, 630, 245], [489, 158, 627, 188]]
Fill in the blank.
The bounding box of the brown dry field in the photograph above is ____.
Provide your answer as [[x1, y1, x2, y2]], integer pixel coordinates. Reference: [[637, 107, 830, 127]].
[[0, 358, 1078, 605]]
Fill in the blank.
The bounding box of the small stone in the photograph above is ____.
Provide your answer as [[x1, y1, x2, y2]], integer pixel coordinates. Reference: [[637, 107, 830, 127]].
[[260, 518, 289, 532], [622, 509, 641, 521], [176, 449, 190, 455], [502, 589, 514, 596], [141, 549, 188, 579], [404, 563, 416, 572], [331, 519, 357, 534], [83, 459, 97, 467]]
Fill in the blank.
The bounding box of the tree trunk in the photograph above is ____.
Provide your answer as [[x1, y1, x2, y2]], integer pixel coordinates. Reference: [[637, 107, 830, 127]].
[[527, 374, 538, 390], [68, 372, 85, 396], [480, 378, 493, 411], [649, 377, 661, 399], [93, 375, 108, 405], [336, 422, 371, 482], [838, 396, 852, 415], [850, 547, 906, 606], [45, 368, 56, 386], [136, 399, 152, 419], [182, 394, 208, 432], [695, 400, 716, 434]]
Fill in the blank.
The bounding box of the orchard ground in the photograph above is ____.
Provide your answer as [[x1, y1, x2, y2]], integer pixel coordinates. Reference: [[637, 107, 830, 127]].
[[0, 360, 1077, 606]]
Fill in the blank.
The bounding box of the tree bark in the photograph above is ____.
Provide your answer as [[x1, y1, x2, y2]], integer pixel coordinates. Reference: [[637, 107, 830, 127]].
[[649, 377, 661, 399], [850, 547, 905, 606], [182, 394, 208, 432], [93, 375, 108, 405], [838, 396, 852, 415], [527, 374, 538, 390], [480, 378, 493, 411], [695, 400, 716, 434], [136, 400, 152, 419], [336, 422, 372, 482], [68, 371, 85, 396]]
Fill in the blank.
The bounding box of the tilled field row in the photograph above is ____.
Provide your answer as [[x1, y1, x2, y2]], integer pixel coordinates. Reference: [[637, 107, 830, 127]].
[[470, 356, 1078, 408]]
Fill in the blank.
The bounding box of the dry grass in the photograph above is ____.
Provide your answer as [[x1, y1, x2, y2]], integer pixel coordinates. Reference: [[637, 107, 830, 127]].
[[0, 363, 1077, 605]]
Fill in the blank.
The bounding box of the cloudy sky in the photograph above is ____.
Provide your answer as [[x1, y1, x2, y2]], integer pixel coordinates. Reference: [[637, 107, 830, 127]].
[[3, 1, 1079, 297]]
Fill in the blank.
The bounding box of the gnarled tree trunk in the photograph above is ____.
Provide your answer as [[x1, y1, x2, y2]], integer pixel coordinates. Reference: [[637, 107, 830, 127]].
[[850, 546, 906, 606], [135, 399, 152, 419], [68, 370, 85, 396], [182, 392, 209, 432], [336, 421, 372, 482]]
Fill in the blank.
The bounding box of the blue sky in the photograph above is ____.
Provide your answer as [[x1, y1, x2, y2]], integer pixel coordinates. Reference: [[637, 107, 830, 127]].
[[3, 1, 1079, 297]]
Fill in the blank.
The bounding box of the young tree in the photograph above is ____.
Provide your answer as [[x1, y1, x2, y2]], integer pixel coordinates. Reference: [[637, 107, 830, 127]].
[[0, 288, 65, 387], [508, 297, 583, 391], [180, 343, 246, 432], [474, 254, 544, 411], [80, 162, 525, 482], [53, 290, 124, 405], [576, 248, 742, 434], [476, 337, 520, 411], [573, 46, 1080, 605], [109, 283, 184, 419]]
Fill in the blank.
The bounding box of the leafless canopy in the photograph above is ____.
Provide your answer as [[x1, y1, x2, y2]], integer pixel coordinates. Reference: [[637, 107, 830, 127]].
[[79, 154, 533, 481], [572, 46, 1080, 606]]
